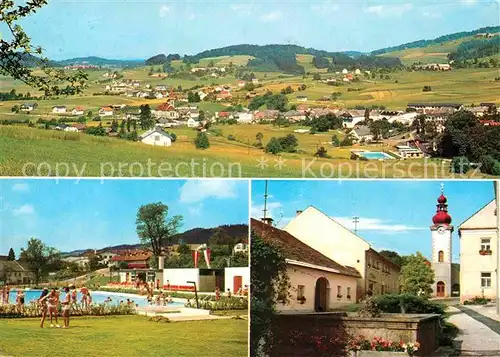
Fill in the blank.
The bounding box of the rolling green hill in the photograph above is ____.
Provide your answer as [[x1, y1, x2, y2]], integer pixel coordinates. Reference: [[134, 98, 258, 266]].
[[376, 26, 500, 65]]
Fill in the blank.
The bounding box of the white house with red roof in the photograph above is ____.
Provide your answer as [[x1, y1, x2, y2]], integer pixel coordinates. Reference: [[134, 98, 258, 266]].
[[71, 107, 84, 116], [154, 102, 179, 119], [98, 107, 114, 116]]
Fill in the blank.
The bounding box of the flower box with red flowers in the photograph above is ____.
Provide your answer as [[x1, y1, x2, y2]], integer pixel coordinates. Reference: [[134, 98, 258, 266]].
[[479, 249, 493, 256]]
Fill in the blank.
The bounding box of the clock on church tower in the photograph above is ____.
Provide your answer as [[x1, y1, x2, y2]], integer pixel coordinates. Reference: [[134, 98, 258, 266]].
[[430, 185, 454, 298]]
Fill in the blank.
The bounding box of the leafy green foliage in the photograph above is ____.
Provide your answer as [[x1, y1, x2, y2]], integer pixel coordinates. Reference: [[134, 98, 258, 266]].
[[331, 134, 340, 147], [7, 248, 15, 261], [308, 114, 343, 132], [136, 202, 183, 260], [439, 110, 500, 163], [449, 37, 500, 62], [378, 250, 406, 267], [251, 231, 290, 357], [399, 252, 434, 298], [19, 238, 61, 284], [375, 293, 445, 314], [248, 92, 288, 112], [194, 132, 210, 149], [139, 104, 155, 130], [372, 25, 500, 55], [85, 126, 106, 136], [314, 146, 330, 158], [451, 156, 471, 174], [0, 1, 87, 95], [265, 134, 298, 155], [312, 55, 330, 69]]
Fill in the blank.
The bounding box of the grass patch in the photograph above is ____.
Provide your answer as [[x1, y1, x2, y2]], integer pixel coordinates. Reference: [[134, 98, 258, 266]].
[[0, 316, 248, 357]]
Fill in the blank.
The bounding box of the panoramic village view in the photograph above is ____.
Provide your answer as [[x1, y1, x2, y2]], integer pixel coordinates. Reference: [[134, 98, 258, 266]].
[[251, 180, 500, 357], [0, 1, 499, 178], [0, 179, 249, 356]]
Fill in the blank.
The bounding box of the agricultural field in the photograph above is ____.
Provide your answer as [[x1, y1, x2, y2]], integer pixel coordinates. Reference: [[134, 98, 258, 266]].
[[255, 68, 500, 109]]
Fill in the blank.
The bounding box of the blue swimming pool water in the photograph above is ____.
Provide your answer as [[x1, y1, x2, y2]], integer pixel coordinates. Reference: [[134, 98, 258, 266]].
[[358, 151, 394, 160], [8, 290, 183, 308]]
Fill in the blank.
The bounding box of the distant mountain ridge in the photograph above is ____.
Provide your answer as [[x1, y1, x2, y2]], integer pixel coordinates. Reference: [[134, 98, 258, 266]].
[[56, 56, 144, 67], [61, 224, 248, 256], [371, 26, 500, 55]]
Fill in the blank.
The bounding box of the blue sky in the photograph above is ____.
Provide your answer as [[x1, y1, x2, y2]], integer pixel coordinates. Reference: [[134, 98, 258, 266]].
[[0, 179, 249, 255], [251, 180, 495, 263], [6, 0, 498, 60]]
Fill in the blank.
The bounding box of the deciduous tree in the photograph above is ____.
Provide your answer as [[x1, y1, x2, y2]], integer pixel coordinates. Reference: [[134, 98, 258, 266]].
[[399, 252, 434, 297], [136, 202, 183, 262], [20, 238, 60, 284]]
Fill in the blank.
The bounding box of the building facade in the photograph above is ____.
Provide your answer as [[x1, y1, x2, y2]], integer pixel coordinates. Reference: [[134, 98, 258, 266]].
[[459, 199, 498, 303], [283, 207, 400, 300], [252, 218, 361, 312]]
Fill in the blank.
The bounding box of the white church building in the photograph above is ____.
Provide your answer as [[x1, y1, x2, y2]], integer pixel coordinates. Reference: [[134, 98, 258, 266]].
[[430, 189, 459, 298]]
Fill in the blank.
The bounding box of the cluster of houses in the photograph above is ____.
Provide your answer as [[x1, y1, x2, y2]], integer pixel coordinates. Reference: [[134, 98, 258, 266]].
[[414, 63, 452, 71], [0, 256, 33, 285], [61, 242, 250, 294], [320, 68, 371, 84], [64, 64, 100, 70]]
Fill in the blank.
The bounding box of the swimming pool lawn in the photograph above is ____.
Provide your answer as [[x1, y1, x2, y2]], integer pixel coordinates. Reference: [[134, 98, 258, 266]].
[[0, 316, 248, 357]]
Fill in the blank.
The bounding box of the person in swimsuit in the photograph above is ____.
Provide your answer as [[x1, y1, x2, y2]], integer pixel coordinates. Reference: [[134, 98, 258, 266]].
[[61, 287, 71, 328], [87, 292, 92, 306], [18, 290, 25, 313], [70, 285, 77, 306], [215, 287, 221, 301], [48, 288, 60, 328], [80, 285, 88, 308], [38, 288, 49, 328]]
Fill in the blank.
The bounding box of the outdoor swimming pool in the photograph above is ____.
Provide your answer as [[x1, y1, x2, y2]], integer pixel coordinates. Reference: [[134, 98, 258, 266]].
[[8, 289, 184, 308], [357, 151, 394, 160]]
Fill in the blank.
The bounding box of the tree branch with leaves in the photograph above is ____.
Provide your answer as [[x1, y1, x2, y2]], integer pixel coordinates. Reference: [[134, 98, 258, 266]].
[[0, 0, 87, 95], [136, 202, 183, 266]]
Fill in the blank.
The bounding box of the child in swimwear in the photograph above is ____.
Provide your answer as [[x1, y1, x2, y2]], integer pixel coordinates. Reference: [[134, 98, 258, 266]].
[[61, 287, 71, 328], [48, 288, 60, 328]]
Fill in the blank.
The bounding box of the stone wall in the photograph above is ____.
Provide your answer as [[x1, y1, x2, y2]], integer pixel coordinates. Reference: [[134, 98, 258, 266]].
[[270, 312, 440, 357]]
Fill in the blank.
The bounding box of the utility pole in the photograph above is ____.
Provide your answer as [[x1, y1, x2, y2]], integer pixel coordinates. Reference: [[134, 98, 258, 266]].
[[353, 216, 360, 234], [263, 180, 269, 220]]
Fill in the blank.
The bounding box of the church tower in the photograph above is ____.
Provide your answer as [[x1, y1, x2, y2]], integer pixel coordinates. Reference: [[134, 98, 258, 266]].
[[430, 184, 453, 298]]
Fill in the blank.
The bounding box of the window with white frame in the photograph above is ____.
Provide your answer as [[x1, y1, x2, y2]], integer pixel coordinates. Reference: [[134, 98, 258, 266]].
[[337, 285, 342, 297], [481, 238, 491, 251], [347, 287, 351, 299], [481, 272, 491, 288], [154, 135, 161, 141]]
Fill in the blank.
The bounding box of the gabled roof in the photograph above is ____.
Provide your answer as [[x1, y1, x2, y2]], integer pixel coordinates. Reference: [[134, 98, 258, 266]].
[[139, 127, 173, 140], [459, 199, 497, 231], [251, 218, 361, 278]]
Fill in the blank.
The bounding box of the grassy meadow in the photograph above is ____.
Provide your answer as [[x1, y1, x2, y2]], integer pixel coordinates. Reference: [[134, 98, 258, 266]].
[[0, 316, 248, 357], [1, 124, 486, 178]]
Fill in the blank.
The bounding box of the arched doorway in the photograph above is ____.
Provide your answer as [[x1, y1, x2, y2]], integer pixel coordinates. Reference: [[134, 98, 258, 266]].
[[436, 281, 445, 297], [314, 277, 329, 312]]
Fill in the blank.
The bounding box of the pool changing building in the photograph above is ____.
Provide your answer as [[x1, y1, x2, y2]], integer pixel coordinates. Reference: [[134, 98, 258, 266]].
[[118, 256, 249, 293]]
